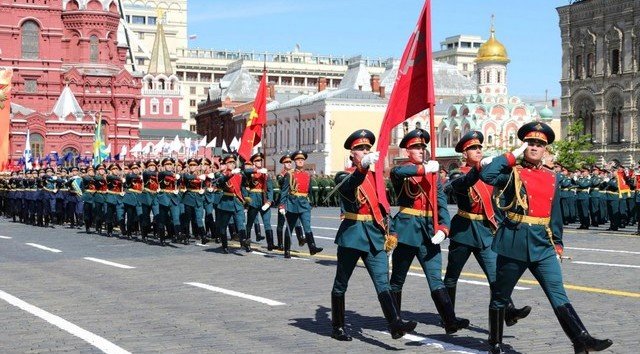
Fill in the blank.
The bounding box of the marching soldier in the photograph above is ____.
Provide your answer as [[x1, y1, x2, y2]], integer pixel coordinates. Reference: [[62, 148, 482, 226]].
[[81, 166, 96, 233], [215, 154, 249, 253], [479, 121, 612, 353], [183, 158, 206, 244], [279, 150, 323, 257], [575, 167, 591, 229], [105, 163, 126, 238], [330, 129, 416, 341], [93, 164, 108, 235], [140, 159, 160, 242], [275, 153, 293, 251], [201, 158, 217, 244], [123, 162, 144, 240], [589, 166, 603, 227], [157, 158, 182, 246], [388, 128, 468, 334], [65, 166, 83, 228], [243, 153, 275, 249], [444, 131, 530, 328], [41, 167, 58, 228], [604, 161, 621, 231]]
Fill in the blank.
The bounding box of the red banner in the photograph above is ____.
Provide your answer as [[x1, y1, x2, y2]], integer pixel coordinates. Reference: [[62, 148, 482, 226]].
[[374, 0, 435, 211], [238, 70, 267, 162]]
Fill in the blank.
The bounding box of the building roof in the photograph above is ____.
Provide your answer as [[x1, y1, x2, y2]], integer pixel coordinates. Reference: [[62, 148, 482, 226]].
[[338, 56, 372, 91], [52, 85, 84, 120], [147, 22, 173, 75], [208, 60, 259, 102], [11, 102, 35, 116], [432, 61, 477, 97]]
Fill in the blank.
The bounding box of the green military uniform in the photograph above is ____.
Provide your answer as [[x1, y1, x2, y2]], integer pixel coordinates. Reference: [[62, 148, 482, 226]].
[[243, 153, 275, 250], [105, 164, 126, 237], [215, 154, 249, 253], [589, 169, 603, 227], [575, 171, 591, 229], [330, 129, 416, 342], [157, 158, 182, 246], [480, 121, 611, 354], [182, 158, 206, 243], [93, 165, 108, 235], [123, 163, 144, 240]]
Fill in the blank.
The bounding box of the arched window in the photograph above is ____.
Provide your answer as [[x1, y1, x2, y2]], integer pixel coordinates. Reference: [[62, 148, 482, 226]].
[[30, 133, 44, 158], [151, 98, 159, 114], [61, 147, 79, 167], [610, 107, 622, 143], [487, 134, 494, 146], [486, 71, 490, 83], [90, 35, 99, 63], [586, 53, 595, 77], [575, 55, 583, 79], [610, 49, 620, 75], [21, 21, 40, 59], [497, 72, 501, 83], [163, 99, 172, 114]]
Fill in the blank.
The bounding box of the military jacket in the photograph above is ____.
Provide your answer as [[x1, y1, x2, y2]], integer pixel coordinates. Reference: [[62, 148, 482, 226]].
[[182, 173, 205, 207], [243, 168, 274, 208], [215, 172, 244, 212], [279, 169, 312, 213], [157, 171, 181, 206]]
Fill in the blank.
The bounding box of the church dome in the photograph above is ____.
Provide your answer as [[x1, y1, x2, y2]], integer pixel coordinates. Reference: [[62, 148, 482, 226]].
[[539, 105, 553, 119], [476, 26, 510, 64]]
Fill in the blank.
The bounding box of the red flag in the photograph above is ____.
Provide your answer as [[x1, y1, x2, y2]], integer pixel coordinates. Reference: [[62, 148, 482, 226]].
[[375, 0, 435, 212], [237, 70, 268, 162]]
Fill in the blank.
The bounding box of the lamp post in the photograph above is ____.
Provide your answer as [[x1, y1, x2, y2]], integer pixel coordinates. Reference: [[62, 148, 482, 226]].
[[295, 107, 302, 150]]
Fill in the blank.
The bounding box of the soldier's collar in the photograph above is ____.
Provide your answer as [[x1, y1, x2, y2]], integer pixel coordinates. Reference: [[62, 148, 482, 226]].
[[521, 158, 543, 170]]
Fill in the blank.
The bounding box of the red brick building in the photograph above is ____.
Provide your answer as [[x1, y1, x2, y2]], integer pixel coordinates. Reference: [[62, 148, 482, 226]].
[[1, 0, 141, 162]]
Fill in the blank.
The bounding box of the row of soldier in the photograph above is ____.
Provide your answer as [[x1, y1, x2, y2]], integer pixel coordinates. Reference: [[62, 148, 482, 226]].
[[554, 162, 640, 233], [0, 151, 328, 257]]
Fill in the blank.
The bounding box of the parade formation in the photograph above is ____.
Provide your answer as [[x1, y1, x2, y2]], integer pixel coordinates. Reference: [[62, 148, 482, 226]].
[[0, 0, 633, 353]]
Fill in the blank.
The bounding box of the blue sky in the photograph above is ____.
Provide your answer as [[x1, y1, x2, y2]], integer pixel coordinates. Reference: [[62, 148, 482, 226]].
[[187, 0, 569, 98]]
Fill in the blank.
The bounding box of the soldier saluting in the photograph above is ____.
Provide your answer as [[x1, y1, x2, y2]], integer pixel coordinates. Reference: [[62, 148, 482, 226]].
[[330, 129, 416, 341], [443, 131, 530, 328], [479, 121, 612, 354]]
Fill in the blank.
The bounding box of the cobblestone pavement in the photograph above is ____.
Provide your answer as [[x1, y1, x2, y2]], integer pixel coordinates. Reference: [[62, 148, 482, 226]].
[[0, 206, 637, 354]]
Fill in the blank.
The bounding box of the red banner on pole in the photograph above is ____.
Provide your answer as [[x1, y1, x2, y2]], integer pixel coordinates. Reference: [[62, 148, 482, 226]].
[[237, 70, 267, 162], [374, 0, 436, 212]]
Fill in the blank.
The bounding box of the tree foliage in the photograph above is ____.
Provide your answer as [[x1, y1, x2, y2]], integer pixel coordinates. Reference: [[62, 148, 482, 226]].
[[553, 118, 595, 170]]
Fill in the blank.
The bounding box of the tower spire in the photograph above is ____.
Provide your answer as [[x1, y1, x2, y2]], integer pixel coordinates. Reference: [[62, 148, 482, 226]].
[[148, 8, 173, 75]]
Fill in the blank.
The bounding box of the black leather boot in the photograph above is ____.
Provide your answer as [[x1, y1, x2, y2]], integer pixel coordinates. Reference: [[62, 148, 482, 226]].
[[305, 232, 323, 255], [219, 231, 229, 254], [378, 290, 416, 339], [254, 223, 264, 242], [106, 223, 113, 237], [295, 225, 305, 246], [505, 299, 531, 327], [240, 229, 251, 252], [120, 220, 128, 239], [431, 288, 469, 334], [554, 303, 612, 354], [283, 230, 291, 258], [488, 308, 505, 354], [392, 291, 402, 312], [331, 294, 352, 341], [276, 229, 284, 250], [265, 230, 275, 251], [229, 223, 239, 241], [446, 286, 457, 311]]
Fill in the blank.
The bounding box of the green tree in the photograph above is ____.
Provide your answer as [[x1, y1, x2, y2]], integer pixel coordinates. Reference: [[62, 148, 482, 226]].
[[553, 118, 595, 170]]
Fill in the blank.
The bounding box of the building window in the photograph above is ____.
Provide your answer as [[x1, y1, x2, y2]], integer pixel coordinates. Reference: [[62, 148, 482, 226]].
[[137, 58, 145, 65], [462, 63, 468, 71], [125, 15, 130, 23], [164, 99, 172, 114], [190, 125, 196, 132], [575, 55, 583, 79], [24, 79, 37, 93], [190, 99, 196, 107], [486, 71, 490, 83], [586, 53, 594, 77], [132, 15, 145, 25], [148, 16, 157, 25], [610, 49, 620, 74], [203, 87, 209, 95], [30, 133, 44, 158], [138, 32, 145, 39], [90, 35, 99, 63], [610, 108, 622, 143], [497, 72, 501, 83], [151, 98, 159, 114], [21, 20, 40, 59], [190, 86, 196, 94]]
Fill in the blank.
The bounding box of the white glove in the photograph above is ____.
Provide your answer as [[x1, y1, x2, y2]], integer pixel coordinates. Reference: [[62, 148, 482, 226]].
[[258, 168, 268, 174], [198, 174, 206, 181], [52, 176, 58, 181], [261, 203, 270, 211], [604, 177, 610, 182], [174, 173, 181, 180], [431, 230, 446, 245], [480, 156, 495, 167], [423, 160, 439, 174], [121, 177, 126, 182], [360, 151, 380, 168], [231, 168, 241, 174], [279, 208, 286, 215], [512, 142, 528, 158], [207, 173, 215, 179]]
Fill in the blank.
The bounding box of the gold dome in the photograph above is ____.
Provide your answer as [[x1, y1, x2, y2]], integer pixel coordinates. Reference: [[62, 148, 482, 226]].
[[476, 25, 510, 64]]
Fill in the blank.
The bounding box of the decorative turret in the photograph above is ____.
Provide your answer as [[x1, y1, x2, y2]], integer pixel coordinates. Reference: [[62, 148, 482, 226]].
[[475, 15, 509, 96]]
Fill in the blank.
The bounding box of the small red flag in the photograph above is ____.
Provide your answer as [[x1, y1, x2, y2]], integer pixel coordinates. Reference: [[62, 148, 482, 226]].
[[238, 70, 268, 162], [375, 0, 435, 212]]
